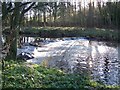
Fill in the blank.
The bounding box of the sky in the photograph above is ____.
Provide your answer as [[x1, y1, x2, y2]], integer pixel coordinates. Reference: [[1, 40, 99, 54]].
[[72, 0, 120, 7]]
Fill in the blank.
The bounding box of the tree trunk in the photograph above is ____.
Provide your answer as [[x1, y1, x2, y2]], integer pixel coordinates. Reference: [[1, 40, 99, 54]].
[[43, 11, 46, 26], [6, 2, 20, 60], [53, 2, 57, 25], [49, 11, 52, 26]]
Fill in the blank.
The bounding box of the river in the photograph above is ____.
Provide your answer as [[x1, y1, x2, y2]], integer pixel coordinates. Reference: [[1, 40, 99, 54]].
[[16, 36, 120, 86]]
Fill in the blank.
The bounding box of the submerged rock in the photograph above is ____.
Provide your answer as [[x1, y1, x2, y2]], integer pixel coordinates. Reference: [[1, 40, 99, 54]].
[[17, 52, 34, 60], [29, 42, 43, 47]]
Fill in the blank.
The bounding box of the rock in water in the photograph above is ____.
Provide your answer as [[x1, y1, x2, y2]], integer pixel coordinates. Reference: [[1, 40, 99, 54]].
[[17, 52, 34, 60]]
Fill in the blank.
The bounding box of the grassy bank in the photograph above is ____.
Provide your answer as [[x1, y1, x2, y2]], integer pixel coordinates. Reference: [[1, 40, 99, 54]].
[[2, 60, 120, 89], [19, 27, 119, 42]]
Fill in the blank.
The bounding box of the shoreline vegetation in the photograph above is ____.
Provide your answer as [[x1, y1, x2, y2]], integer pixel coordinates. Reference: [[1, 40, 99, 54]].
[[2, 60, 120, 89], [3, 27, 119, 42]]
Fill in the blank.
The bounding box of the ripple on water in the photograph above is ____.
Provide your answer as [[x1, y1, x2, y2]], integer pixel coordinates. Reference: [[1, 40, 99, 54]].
[[17, 37, 120, 86]]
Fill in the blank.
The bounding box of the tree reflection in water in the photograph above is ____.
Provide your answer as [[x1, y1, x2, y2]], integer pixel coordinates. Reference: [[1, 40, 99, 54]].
[[103, 55, 109, 84]]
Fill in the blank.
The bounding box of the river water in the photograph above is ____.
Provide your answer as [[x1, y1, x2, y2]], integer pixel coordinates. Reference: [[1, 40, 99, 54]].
[[17, 37, 120, 86]]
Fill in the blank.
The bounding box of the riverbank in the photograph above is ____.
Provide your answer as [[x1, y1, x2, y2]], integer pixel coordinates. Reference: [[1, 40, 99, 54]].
[[3, 27, 119, 42], [2, 60, 120, 89], [19, 27, 119, 42]]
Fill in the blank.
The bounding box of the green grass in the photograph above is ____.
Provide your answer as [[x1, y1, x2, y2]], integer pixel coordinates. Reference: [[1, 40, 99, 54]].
[[2, 60, 120, 89], [20, 27, 119, 42]]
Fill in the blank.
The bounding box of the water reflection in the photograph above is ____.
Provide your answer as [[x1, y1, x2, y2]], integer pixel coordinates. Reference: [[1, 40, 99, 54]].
[[90, 41, 119, 85], [16, 36, 119, 86], [118, 44, 120, 85]]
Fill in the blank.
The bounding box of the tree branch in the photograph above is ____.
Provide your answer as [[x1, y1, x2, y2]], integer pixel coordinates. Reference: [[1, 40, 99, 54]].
[[22, 2, 36, 14], [8, 2, 34, 13]]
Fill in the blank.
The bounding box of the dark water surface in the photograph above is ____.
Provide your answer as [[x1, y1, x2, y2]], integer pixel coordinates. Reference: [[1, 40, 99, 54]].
[[17, 36, 120, 86]]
